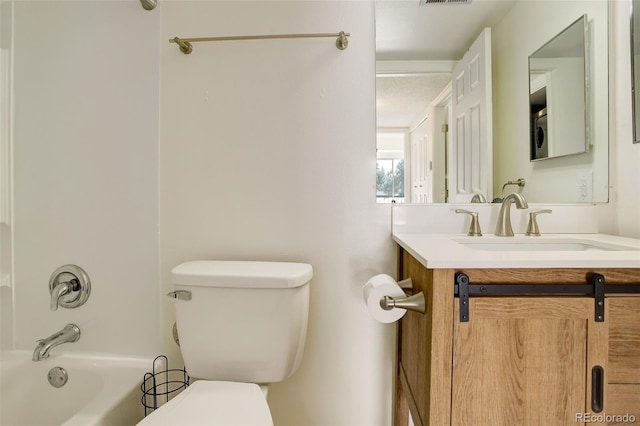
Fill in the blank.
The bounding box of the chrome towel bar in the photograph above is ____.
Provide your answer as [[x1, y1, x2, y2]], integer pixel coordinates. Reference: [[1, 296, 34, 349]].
[[170, 31, 350, 55]]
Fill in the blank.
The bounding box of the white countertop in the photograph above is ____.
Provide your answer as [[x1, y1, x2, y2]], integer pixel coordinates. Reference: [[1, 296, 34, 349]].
[[393, 233, 640, 269]]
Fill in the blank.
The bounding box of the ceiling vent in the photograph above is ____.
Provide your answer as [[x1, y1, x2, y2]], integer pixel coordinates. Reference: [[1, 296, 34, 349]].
[[419, 0, 471, 5]]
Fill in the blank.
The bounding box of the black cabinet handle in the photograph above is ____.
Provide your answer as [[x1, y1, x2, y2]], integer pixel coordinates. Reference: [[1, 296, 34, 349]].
[[592, 365, 604, 413]]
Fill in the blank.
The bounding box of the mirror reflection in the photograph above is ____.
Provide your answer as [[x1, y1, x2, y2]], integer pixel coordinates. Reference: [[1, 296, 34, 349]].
[[529, 15, 588, 161], [375, 0, 609, 204]]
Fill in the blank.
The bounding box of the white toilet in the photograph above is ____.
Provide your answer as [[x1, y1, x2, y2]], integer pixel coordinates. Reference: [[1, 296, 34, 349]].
[[138, 260, 312, 425]]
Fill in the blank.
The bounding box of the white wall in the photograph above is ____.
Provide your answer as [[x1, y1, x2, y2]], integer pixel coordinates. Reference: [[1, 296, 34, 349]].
[[8, 1, 162, 357], [160, 1, 396, 425], [610, 0, 640, 238], [492, 1, 608, 203]]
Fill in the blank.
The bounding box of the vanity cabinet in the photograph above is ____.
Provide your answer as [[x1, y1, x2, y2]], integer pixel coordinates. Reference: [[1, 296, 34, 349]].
[[395, 247, 640, 426], [606, 298, 640, 422]]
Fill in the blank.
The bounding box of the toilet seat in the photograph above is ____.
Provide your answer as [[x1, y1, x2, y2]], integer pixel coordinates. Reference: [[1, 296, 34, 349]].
[[137, 380, 273, 426]]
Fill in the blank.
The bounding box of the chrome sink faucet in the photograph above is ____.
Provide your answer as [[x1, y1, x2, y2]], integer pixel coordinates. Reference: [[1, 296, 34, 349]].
[[525, 209, 553, 236], [33, 324, 80, 361], [494, 192, 528, 236]]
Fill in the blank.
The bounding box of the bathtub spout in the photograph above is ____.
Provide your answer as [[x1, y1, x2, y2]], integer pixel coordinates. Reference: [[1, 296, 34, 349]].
[[33, 324, 81, 361]]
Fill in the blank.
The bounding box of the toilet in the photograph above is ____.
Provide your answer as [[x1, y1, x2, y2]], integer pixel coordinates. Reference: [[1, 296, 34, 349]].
[[138, 260, 312, 425]]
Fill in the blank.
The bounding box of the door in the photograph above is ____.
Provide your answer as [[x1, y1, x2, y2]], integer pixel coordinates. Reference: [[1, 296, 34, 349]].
[[411, 134, 429, 203], [431, 84, 452, 203], [606, 297, 640, 424], [449, 28, 492, 202], [452, 297, 607, 425]]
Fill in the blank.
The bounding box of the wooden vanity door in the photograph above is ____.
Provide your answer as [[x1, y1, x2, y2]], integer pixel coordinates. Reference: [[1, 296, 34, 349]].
[[451, 297, 607, 426], [606, 297, 640, 424]]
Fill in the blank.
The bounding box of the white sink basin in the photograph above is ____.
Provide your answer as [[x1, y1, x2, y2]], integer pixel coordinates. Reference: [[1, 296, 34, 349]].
[[454, 237, 640, 252]]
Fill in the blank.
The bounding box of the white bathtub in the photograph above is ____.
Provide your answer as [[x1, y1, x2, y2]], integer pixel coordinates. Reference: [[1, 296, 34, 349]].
[[0, 350, 150, 426]]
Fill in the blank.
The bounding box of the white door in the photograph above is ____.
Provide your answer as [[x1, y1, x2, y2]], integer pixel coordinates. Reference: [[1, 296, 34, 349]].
[[411, 134, 429, 203], [449, 28, 493, 202], [431, 84, 452, 203]]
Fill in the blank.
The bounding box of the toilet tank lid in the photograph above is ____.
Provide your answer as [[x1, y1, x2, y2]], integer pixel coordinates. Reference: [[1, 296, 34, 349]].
[[171, 261, 313, 289]]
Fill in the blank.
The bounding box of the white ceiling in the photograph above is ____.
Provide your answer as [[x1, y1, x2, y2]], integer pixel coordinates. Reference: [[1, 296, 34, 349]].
[[376, 74, 451, 128], [375, 0, 517, 128]]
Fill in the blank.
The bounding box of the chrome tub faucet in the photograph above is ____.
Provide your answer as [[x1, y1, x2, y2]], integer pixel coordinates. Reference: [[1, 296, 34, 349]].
[[494, 192, 528, 237], [33, 324, 80, 361], [48, 265, 91, 311], [50, 278, 79, 311]]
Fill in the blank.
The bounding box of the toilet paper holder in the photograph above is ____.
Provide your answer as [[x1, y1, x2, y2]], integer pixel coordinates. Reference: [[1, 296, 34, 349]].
[[379, 278, 426, 314]]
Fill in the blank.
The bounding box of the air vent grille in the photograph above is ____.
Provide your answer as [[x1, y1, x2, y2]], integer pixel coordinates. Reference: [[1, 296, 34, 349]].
[[419, 0, 471, 5]]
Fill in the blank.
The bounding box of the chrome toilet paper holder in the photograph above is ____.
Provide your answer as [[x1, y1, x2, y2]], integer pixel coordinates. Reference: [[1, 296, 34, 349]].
[[379, 278, 426, 314]]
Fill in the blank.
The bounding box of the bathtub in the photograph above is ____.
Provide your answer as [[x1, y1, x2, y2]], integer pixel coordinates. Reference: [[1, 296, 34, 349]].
[[0, 350, 151, 426]]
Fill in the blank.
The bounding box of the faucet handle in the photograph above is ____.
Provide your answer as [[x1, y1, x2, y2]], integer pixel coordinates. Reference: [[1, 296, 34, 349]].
[[49, 265, 91, 311], [50, 280, 75, 311], [525, 209, 552, 236], [455, 209, 482, 236]]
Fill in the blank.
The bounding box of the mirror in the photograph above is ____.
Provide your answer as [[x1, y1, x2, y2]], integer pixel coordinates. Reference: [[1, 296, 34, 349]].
[[376, 0, 609, 203], [633, 0, 640, 143], [529, 16, 588, 161]]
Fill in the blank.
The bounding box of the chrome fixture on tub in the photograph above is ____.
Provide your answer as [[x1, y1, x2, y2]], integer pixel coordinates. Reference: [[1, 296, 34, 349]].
[[140, 0, 157, 10], [494, 192, 529, 237], [49, 265, 91, 311], [379, 278, 426, 314], [47, 367, 69, 388], [167, 290, 192, 301], [33, 324, 81, 361]]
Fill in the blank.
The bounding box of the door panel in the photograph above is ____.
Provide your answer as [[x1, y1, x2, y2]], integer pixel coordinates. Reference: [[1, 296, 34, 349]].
[[449, 28, 492, 202], [452, 297, 607, 426]]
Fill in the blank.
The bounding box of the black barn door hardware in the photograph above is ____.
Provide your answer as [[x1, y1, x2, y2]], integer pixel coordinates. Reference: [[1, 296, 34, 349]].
[[591, 365, 604, 413], [454, 272, 640, 322]]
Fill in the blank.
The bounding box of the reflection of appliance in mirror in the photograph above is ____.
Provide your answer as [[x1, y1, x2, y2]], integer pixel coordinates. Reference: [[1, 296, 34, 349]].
[[531, 108, 549, 160], [533, 109, 548, 159], [530, 86, 548, 160], [528, 15, 588, 161]]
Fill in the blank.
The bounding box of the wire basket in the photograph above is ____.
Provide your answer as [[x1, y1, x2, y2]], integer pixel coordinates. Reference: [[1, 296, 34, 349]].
[[141, 355, 190, 416]]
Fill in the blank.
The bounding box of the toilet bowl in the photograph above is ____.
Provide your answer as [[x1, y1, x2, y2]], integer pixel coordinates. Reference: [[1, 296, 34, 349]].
[[137, 260, 312, 425]]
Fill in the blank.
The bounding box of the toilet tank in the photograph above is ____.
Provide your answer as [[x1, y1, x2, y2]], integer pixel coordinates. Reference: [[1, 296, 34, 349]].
[[170, 261, 312, 384]]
